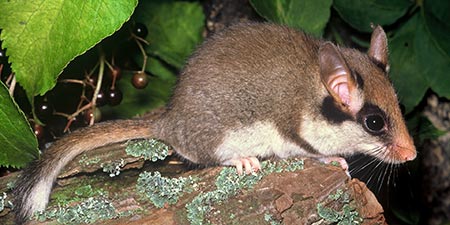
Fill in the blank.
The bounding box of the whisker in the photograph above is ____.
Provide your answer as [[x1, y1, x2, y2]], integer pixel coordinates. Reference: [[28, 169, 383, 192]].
[[393, 164, 399, 188], [386, 163, 394, 188], [349, 156, 378, 175], [376, 163, 386, 193], [348, 142, 410, 196], [348, 144, 386, 189], [365, 169, 376, 188]]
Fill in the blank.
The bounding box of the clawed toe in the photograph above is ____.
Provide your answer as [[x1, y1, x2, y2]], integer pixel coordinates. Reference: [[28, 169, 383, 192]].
[[227, 157, 261, 174], [319, 156, 350, 177]]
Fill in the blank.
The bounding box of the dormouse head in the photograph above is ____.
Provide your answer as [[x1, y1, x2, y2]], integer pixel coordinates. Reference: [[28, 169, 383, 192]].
[[317, 26, 416, 164]]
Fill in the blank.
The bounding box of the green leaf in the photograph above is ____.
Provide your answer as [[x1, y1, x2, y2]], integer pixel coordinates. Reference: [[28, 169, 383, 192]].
[[0, 0, 138, 100], [421, 0, 450, 98], [389, 14, 428, 113], [0, 82, 38, 168], [389, 11, 450, 113], [101, 57, 176, 119], [423, 0, 450, 55], [133, 0, 205, 69], [333, 0, 412, 32], [250, 0, 332, 37]]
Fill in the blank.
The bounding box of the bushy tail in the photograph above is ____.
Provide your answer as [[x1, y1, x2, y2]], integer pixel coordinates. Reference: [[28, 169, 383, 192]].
[[13, 119, 155, 224]]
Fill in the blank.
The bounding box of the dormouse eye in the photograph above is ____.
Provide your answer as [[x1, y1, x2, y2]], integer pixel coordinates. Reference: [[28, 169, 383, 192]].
[[364, 114, 385, 133]]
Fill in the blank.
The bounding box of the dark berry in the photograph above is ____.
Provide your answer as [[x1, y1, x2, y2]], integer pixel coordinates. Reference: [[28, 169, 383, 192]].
[[0, 48, 5, 58], [33, 123, 45, 140], [133, 22, 148, 38], [37, 103, 52, 115], [131, 71, 149, 89], [35, 99, 54, 121], [107, 88, 123, 106], [0, 48, 8, 66], [95, 90, 107, 107]]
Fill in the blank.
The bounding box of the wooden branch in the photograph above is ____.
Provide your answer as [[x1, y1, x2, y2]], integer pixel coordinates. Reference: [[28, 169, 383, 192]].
[[0, 141, 386, 224]]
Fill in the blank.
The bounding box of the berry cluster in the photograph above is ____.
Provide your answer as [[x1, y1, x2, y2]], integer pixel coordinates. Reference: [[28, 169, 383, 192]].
[[0, 23, 150, 146]]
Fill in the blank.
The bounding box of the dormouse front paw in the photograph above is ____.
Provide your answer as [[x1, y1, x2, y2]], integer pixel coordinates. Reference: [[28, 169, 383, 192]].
[[318, 156, 350, 177]]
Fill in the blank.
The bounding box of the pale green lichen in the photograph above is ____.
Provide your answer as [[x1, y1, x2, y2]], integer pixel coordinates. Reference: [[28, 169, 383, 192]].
[[317, 203, 362, 224], [328, 189, 350, 202], [330, 161, 341, 167], [125, 139, 169, 161], [53, 184, 107, 206], [262, 158, 304, 174], [281, 159, 304, 172], [101, 159, 125, 177], [0, 192, 5, 211], [74, 185, 106, 198], [0, 192, 13, 213], [317, 189, 362, 224], [186, 168, 264, 225], [136, 171, 197, 208], [264, 213, 282, 225], [34, 196, 116, 224], [78, 154, 101, 167], [6, 181, 15, 190], [186, 159, 304, 225], [117, 209, 142, 218]]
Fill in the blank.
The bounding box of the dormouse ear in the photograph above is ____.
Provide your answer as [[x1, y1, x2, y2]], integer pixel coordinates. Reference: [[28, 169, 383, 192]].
[[368, 25, 389, 72], [319, 42, 362, 115]]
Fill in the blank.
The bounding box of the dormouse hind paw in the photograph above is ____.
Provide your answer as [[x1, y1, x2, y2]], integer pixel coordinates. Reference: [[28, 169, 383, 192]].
[[225, 157, 261, 175]]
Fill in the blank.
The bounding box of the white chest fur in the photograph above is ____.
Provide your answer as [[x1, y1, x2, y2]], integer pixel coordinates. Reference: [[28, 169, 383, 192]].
[[214, 121, 314, 162]]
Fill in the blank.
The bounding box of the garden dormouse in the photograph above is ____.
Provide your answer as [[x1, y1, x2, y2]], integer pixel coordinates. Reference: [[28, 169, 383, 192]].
[[14, 23, 416, 224]]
